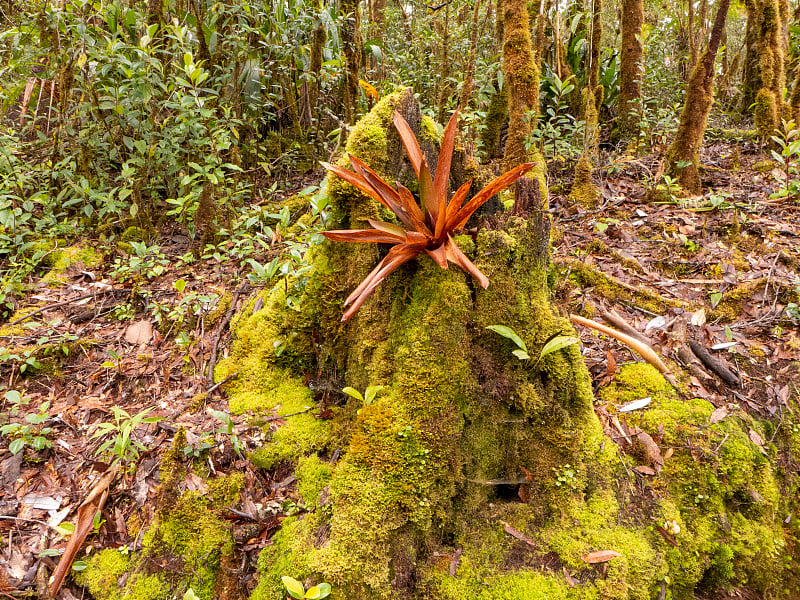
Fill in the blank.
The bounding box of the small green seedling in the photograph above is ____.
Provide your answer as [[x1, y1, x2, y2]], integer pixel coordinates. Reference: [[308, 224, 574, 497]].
[[342, 385, 385, 405], [487, 326, 579, 363], [281, 575, 331, 599], [486, 325, 530, 360]]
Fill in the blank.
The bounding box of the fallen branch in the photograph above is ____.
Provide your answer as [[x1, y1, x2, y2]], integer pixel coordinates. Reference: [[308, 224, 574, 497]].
[[7, 289, 130, 326], [600, 309, 651, 346], [206, 283, 249, 386], [688, 341, 739, 387], [49, 465, 119, 597], [569, 314, 670, 374]]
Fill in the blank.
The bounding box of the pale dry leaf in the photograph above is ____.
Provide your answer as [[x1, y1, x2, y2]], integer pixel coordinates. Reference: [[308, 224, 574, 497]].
[[125, 319, 152, 345], [690, 309, 706, 327], [709, 406, 728, 424], [634, 465, 656, 476], [581, 550, 622, 564], [748, 429, 764, 447]]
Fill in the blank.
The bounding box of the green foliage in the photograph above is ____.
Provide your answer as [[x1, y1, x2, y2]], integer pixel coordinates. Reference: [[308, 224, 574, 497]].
[[0, 391, 53, 455], [90, 406, 164, 467], [528, 70, 586, 162], [769, 120, 800, 201], [281, 575, 332, 599], [342, 385, 385, 405]]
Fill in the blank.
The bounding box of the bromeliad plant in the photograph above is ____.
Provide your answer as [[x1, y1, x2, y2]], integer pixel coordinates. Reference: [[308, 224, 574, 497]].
[[321, 110, 535, 321]]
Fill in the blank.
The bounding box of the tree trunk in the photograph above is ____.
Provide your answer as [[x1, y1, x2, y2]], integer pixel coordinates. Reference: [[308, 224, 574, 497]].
[[459, 0, 483, 110], [741, 0, 786, 138], [614, 0, 644, 143], [341, 0, 363, 124], [663, 0, 731, 194], [501, 0, 540, 170]]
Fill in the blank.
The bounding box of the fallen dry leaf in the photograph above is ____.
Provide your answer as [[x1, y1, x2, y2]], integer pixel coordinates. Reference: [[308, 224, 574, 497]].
[[125, 319, 153, 345], [581, 549, 622, 563], [634, 465, 657, 476], [709, 406, 728, 424]]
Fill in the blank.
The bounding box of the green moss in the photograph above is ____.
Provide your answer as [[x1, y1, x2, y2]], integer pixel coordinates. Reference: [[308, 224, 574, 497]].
[[206, 472, 245, 506], [295, 454, 332, 506], [599, 363, 676, 406], [74, 549, 170, 600], [598, 363, 788, 598], [250, 516, 317, 600], [561, 258, 683, 314], [204, 291, 232, 330], [143, 491, 234, 600], [568, 154, 598, 209], [41, 244, 101, 285], [121, 226, 144, 242]]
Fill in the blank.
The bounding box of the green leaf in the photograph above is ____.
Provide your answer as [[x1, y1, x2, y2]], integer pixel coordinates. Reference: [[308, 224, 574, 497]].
[[4, 390, 21, 404], [486, 325, 527, 352], [282, 576, 305, 599], [9, 438, 24, 455], [183, 589, 201, 600], [512, 349, 531, 360], [305, 583, 332, 600], [363, 385, 384, 405], [341, 387, 364, 402], [539, 336, 580, 360]]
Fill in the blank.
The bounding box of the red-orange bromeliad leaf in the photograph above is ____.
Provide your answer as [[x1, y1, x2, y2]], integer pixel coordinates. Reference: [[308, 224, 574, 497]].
[[321, 109, 535, 321]]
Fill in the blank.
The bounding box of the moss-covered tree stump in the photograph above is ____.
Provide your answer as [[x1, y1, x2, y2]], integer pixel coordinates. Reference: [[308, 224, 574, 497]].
[[217, 91, 800, 600]]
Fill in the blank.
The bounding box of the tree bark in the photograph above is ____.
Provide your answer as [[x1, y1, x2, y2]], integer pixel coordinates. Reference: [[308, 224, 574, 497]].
[[663, 0, 731, 194], [341, 0, 363, 124], [741, 0, 786, 138], [614, 0, 644, 143], [501, 0, 540, 170]]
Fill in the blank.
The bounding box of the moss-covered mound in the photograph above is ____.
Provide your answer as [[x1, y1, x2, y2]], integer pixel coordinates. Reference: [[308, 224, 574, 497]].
[[218, 92, 800, 600]]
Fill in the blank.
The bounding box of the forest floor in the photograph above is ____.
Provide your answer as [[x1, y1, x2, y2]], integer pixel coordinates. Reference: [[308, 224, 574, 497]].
[[0, 140, 799, 599]]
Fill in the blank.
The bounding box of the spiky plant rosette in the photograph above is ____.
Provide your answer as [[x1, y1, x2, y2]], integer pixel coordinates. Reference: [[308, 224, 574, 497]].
[[321, 110, 535, 321]]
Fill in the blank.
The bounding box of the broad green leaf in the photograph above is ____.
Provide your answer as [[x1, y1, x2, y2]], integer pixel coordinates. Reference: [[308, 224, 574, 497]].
[[512, 349, 530, 361], [341, 387, 364, 402], [9, 438, 24, 455], [486, 325, 527, 352], [539, 336, 579, 360], [364, 385, 384, 405], [4, 390, 21, 403], [282, 576, 305, 599], [183, 589, 200, 600], [315, 583, 332, 598]]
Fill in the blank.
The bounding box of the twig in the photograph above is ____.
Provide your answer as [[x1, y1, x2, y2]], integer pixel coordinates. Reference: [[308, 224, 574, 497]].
[[205, 372, 238, 396], [570, 314, 670, 373], [688, 341, 739, 387], [600, 309, 650, 346], [0, 516, 61, 532], [206, 283, 249, 386], [7, 289, 129, 326], [264, 407, 314, 422]]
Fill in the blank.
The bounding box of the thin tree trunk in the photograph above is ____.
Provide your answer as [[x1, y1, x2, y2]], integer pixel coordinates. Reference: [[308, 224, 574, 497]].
[[614, 0, 644, 143], [341, 0, 363, 124], [502, 0, 539, 170], [663, 0, 731, 194], [460, 0, 483, 110]]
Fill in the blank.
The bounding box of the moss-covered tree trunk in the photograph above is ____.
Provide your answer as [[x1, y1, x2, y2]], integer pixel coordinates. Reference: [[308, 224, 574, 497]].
[[663, 0, 731, 194], [569, 0, 602, 207], [211, 86, 800, 600], [501, 0, 540, 170], [741, 0, 787, 138], [613, 0, 644, 144], [340, 0, 363, 124]]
